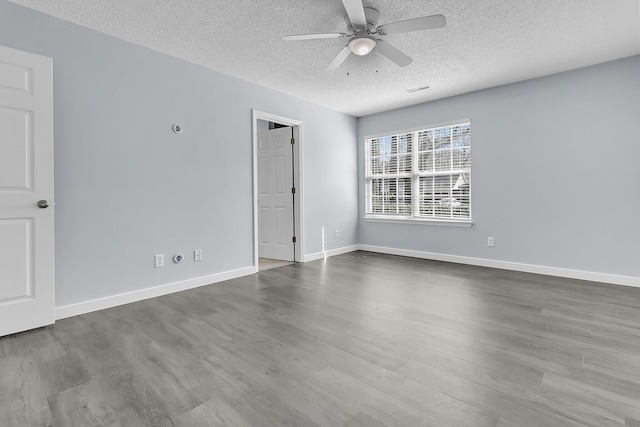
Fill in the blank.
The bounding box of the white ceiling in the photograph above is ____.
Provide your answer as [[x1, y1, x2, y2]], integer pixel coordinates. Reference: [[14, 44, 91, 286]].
[[9, 0, 640, 117]]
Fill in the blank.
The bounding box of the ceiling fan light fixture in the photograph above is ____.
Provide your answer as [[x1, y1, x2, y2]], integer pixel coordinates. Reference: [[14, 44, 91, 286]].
[[349, 37, 376, 56]]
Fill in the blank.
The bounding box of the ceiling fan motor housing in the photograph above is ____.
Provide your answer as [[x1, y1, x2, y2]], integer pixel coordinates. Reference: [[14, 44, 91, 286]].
[[345, 7, 380, 33]]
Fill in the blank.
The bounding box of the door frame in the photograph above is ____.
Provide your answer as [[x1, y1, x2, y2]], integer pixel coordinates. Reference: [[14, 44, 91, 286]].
[[252, 110, 304, 271]]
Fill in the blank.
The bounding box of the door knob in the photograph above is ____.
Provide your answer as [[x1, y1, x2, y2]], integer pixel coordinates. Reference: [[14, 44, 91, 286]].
[[37, 200, 50, 209]]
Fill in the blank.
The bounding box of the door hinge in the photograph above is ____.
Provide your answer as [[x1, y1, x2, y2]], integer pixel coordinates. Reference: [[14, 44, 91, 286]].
[[292, 236, 297, 243], [291, 187, 296, 194], [291, 138, 295, 145]]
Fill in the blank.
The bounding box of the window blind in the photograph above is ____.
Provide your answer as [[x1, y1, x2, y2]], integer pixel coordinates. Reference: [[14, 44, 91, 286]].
[[365, 122, 471, 222]]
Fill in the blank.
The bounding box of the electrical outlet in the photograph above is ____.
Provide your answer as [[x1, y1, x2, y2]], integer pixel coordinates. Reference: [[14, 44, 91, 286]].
[[335, 229, 340, 238], [194, 249, 202, 262], [154, 254, 164, 268], [487, 237, 495, 247]]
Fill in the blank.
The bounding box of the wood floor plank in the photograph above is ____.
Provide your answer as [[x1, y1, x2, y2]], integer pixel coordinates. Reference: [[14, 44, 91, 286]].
[[82, 309, 202, 419], [51, 315, 178, 426], [345, 411, 388, 427], [627, 417, 640, 427], [217, 279, 383, 342], [201, 313, 327, 380], [542, 365, 640, 412], [373, 331, 546, 389], [173, 397, 252, 427], [47, 379, 123, 427], [156, 305, 356, 427], [397, 358, 585, 427], [0, 356, 30, 427], [200, 345, 324, 427], [207, 304, 410, 372], [537, 372, 640, 426], [321, 352, 499, 427], [582, 348, 640, 383], [309, 365, 453, 427], [19, 355, 52, 426]]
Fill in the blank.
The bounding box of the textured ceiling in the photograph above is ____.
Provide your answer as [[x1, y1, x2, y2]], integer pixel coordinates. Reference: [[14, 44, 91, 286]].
[[9, 0, 640, 116]]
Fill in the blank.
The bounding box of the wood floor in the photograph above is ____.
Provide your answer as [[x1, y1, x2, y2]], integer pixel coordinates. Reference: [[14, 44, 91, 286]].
[[2, 251, 640, 426]]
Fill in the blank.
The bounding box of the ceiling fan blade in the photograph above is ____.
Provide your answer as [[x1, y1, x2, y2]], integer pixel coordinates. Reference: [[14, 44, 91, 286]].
[[377, 14, 446, 35], [282, 33, 348, 41], [327, 46, 352, 71], [376, 40, 412, 67], [341, 0, 367, 27]]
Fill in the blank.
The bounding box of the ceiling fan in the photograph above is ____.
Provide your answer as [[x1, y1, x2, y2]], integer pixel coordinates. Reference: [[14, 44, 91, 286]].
[[282, 0, 446, 71]]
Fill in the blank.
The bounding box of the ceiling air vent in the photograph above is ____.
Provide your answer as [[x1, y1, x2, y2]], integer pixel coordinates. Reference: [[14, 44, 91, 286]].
[[406, 85, 431, 93]]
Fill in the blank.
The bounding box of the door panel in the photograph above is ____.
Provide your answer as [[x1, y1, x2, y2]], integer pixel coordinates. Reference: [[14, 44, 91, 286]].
[[257, 127, 294, 261], [0, 60, 33, 94], [275, 206, 289, 245], [0, 108, 33, 189], [258, 156, 269, 194], [0, 45, 54, 337], [274, 155, 287, 194], [259, 206, 271, 244], [0, 219, 32, 301]]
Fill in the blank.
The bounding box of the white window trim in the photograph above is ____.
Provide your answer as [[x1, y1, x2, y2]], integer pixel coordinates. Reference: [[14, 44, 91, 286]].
[[364, 119, 471, 141], [364, 120, 473, 225], [364, 216, 473, 227]]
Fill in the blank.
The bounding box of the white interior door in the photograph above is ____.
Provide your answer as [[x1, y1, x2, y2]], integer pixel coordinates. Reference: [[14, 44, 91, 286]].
[[258, 127, 294, 261], [0, 45, 55, 337]]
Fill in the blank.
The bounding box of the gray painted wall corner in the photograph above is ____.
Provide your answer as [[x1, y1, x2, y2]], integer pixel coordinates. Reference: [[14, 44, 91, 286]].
[[0, 1, 358, 307], [357, 55, 640, 278]]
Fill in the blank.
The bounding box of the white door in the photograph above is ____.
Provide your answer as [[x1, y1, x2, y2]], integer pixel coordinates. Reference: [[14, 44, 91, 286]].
[[0, 45, 55, 337], [258, 127, 294, 261]]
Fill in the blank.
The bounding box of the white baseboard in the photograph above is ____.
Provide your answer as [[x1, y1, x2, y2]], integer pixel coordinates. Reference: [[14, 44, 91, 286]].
[[55, 244, 357, 321], [303, 245, 361, 263], [357, 244, 640, 288], [55, 266, 256, 320]]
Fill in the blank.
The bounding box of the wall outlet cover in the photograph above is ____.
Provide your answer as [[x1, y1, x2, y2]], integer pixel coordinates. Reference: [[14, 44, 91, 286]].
[[154, 254, 164, 268]]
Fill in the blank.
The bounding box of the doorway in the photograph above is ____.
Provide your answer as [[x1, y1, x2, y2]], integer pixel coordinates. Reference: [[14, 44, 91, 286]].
[[252, 111, 303, 271]]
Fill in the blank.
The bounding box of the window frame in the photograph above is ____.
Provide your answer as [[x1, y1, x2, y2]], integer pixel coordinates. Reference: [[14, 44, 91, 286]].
[[364, 120, 473, 226]]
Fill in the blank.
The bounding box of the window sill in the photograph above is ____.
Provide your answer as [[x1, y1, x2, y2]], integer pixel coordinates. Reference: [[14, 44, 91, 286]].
[[364, 216, 473, 227]]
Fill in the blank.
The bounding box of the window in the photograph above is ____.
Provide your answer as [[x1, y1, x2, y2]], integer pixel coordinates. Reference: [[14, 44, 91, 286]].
[[365, 121, 471, 224]]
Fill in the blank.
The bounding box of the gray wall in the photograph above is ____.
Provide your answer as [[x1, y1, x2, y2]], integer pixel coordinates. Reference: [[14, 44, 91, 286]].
[[0, 1, 358, 307], [358, 55, 640, 277]]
